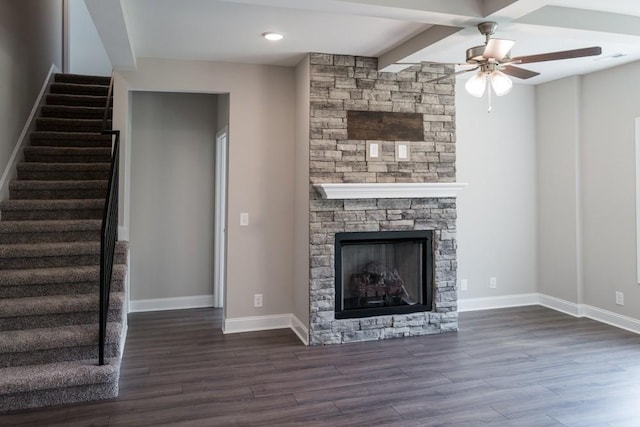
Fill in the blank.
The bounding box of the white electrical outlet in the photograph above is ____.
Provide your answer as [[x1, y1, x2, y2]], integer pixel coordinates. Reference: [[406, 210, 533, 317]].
[[490, 277, 497, 289], [240, 212, 249, 226], [616, 291, 624, 306], [460, 279, 468, 291], [254, 293, 263, 307]]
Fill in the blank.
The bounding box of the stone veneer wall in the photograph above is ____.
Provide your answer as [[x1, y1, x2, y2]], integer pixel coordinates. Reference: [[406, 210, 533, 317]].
[[308, 53, 458, 345]]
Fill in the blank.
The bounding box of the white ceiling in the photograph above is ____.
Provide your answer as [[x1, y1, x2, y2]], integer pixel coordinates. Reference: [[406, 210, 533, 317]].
[[101, 0, 640, 84]]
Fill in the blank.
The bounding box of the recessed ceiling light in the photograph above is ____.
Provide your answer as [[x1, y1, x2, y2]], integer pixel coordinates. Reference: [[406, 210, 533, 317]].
[[262, 32, 283, 41]]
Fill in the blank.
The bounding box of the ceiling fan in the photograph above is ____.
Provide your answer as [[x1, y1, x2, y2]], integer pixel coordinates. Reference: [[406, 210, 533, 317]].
[[426, 21, 602, 99]]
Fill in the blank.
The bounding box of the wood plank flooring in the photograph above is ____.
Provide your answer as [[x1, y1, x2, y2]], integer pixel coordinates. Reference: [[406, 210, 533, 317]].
[[2, 305, 640, 426]]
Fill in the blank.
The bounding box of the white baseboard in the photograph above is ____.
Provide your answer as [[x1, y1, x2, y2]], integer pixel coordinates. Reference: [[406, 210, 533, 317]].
[[458, 293, 540, 312], [581, 305, 640, 335], [538, 294, 582, 317], [462, 292, 640, 335], [0, 64, 58, 201], [129, 294, 214, 312], [291, 314, 310, 345], [223, 313, 309, 345]]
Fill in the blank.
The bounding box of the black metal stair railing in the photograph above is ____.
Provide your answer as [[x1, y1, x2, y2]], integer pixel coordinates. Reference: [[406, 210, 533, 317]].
[[99, 74, 120, 366]]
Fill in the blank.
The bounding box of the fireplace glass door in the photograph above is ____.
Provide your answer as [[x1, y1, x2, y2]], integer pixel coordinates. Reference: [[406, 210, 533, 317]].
[[335, 230, 432, 319]]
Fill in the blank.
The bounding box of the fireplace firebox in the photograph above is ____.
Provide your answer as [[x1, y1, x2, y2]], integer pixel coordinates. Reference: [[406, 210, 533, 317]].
[[335, 230, 433, 319]]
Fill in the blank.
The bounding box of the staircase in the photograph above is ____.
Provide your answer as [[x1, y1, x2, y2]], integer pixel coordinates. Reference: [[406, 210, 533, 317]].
[[0, 74, 128, 412]]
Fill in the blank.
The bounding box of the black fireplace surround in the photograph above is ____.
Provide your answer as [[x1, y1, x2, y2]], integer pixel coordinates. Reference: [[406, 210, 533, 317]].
[[335, 230, 433, 319]]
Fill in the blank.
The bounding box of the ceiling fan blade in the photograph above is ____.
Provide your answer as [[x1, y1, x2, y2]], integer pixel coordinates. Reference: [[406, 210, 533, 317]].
[[425, 67, 479, 84], [483, 38, 515, 60], [513, 46, 602, 64], [502, 65, 540, 80]]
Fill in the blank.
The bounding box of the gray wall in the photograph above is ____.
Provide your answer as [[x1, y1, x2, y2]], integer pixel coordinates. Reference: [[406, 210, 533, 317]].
[[130, 91, 217, 301], [68, 0, 111, 76], [456, 83, 538, 299], [537, 60, 640, 320], [0, 0, 62, 182], [536, 77, 581, 303], [115, 59, 296, 319]]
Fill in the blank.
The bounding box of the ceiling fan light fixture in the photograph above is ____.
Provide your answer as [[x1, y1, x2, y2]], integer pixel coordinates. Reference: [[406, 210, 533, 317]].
[[262, 32, 284, 41], [465, 71, 487, 97], [490, 70, 512, 96]]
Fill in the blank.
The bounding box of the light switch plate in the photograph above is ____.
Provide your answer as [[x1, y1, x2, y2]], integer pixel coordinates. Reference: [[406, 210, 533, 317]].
[[395, 141, 411, 162], [366, 141, 382, 161], [240, 212, 249, 226]]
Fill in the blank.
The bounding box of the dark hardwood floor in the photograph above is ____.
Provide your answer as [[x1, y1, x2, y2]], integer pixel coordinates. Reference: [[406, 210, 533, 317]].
[[2, 305, 640, 426]]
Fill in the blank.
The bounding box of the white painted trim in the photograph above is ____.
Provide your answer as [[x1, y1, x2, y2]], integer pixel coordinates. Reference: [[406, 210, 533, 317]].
[[223, 314, 292, 334], [117, 226, 129, 241], [461, 293, 640, 335], [635, 117, 640, 284], [223, 313, 309, 345], [458, 293, 539, 312], [291, 314, 310, 345], [582, 305, 640, 335], [0, 64, 58, 201], [538, 293, 582, 317], [314, 182, 468, 199], [129, 294, 214, 312]]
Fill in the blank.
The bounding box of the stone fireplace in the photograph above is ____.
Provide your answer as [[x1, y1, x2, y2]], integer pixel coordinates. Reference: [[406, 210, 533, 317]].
[[308, 53, 461, 345]]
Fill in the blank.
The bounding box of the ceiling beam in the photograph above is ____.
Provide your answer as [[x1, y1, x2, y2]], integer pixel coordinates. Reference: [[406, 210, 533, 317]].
[[517, 6, 640, 37], [85, 0, 136, 70], [378, 25, 464, 72]]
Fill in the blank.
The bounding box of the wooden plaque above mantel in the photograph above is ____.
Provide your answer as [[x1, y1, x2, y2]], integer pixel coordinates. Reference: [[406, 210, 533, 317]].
[[347, 111, 424, 141]]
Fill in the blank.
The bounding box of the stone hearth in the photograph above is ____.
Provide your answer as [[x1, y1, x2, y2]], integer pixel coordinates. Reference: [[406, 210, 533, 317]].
[[307, 53, 459, 345]]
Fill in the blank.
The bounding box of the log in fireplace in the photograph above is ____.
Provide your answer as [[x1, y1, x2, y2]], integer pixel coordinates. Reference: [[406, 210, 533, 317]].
[[335, 230, 433, 319]]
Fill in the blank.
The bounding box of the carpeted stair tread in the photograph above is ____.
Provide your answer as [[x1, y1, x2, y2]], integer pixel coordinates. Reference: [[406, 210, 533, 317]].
[[0, 358, 119, 395], [0, 264, 126, 287], [0, 322, 121, 354], [30, 131, 112, 148], [9, 180, 107, 200], [36, 118, 110, 133], [0, 199, 104, 221], [49, 83, 109, 97], [0, 219, 102, 234], [0, 199, 104, 211], [23, 146, 112, 163], [0, 292, 124, 319], [0, 219, 103, 244], [17, 162, 110, 181], [41, 105, 110, 119], [0, 358, 119, 396], [0, 265, 126, 298], [54, 73, 111, 85], [45, 94, 108, 108], [0, 241, 128, 259]]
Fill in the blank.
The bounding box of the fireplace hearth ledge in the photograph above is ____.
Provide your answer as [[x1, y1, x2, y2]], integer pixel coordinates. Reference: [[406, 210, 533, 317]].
[[314, 182, 468, 199]]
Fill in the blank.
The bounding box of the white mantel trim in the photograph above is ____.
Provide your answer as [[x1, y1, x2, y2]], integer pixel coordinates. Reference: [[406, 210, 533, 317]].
[[314, 182, 468, 199]]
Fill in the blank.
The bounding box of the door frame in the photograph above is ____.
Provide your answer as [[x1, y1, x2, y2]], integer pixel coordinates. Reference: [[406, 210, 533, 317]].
[[214, 127, 228, 308]]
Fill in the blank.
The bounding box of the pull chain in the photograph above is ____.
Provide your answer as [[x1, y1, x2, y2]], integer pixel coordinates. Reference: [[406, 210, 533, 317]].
[[487, 82, 492, 113]]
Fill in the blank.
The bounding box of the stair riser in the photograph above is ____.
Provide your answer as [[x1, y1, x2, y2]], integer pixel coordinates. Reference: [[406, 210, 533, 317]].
[[55, 74, 111, 85], [0, 309, 122, 331], [41, 107, 110, 119], [50, 84, 109, 97], [0, 278, 125, 299], [1, 209, 103, 221], [0, 344, 120, 368], [36, 120, 109, 133], [45, 95, 108, 108], [0, 252, 127, 270], [10, 188, 106, 200], [0, 380, 118, 413], [30, 135, 112, 148], [0, 230, 101, 244], [23, 154, 112, 163], [17, 170, 110, 181]]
